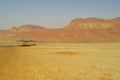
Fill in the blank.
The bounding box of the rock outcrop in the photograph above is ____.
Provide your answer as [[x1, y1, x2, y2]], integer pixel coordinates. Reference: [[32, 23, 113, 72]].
[[0, 17, 120, 42]]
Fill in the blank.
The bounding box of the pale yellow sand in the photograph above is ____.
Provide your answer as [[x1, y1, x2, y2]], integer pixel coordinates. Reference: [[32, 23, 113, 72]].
[[0, 43, 120, 80]]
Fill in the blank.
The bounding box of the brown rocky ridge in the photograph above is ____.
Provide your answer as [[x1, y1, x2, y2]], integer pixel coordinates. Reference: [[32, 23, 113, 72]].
[[0, 17, 120, 42]]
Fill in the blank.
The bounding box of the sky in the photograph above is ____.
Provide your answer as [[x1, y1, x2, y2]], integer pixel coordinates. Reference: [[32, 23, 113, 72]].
[[0, 0, 120, 29]]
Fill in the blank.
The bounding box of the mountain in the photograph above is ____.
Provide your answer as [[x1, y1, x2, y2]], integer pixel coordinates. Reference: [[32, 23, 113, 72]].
[[65, 17, 120, 29], [0, 17, 120, 42], [9, 25, 45, 32]]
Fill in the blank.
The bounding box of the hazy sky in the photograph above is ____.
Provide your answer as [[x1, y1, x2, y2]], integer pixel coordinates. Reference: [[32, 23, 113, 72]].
[[0, 0, 120, 29]]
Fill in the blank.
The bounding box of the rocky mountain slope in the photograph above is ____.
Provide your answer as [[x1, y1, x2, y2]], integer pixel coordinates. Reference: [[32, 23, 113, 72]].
[[0, 17, 120, 42]]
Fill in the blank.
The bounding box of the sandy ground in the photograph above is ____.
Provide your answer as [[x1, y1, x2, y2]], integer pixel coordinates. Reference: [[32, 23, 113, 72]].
[[0, 43, 120, 80]]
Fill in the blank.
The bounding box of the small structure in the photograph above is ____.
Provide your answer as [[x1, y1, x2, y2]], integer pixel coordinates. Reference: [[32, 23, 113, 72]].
[[17, 39, 36, 46]]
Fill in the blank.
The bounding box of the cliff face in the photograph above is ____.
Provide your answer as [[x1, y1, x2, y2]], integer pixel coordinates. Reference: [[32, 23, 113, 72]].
[[63, 17, 120, 42], [65, 17, 120, 29], [0, 17, 120, 42]]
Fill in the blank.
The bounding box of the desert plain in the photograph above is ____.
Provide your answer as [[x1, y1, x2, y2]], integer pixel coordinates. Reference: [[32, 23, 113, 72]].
[[0, 42, 120, 80]]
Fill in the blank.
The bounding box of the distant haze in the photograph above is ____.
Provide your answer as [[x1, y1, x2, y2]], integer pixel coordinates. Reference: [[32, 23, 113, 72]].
[[0, 0, 120, 29]]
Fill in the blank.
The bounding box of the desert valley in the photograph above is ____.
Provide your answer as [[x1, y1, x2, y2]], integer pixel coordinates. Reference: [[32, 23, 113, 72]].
[[0, 17, 120, 80]]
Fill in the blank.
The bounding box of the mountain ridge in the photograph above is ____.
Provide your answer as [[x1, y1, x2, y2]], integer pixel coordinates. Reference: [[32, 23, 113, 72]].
[[0, 17, 120, 42], [65, 17, 120, 29]]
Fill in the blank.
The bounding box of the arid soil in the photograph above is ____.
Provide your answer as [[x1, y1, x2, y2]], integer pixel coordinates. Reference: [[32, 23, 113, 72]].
[[0, 43, 120, 80]]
